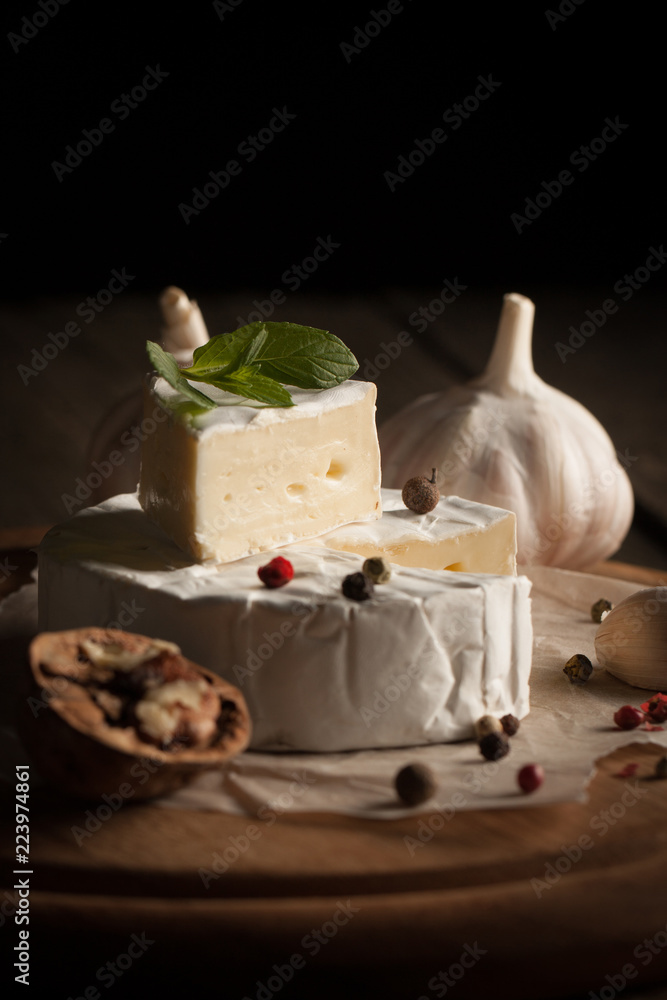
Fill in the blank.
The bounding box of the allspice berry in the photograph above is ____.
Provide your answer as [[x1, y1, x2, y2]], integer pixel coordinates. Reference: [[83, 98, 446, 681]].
[[501, 714, 520, 737], [402, 469, 440, 514], [395, 763, 437, 806]]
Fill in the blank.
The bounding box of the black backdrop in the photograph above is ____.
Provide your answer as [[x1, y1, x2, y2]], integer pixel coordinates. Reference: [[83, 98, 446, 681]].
[[2, 2, 664, 298]]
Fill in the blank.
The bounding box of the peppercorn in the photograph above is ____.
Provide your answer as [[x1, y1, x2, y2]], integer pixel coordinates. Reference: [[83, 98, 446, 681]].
[[501, 714, 520, 737], [644, 694, 667, 724], [362, 556, 392, 584], [478, 731, 510, 761], [517, 763, 544, 793], [613, 705, 644, 730], [395, 763, 437, 806], [342, 572, 374, 602], [402, 469, 440, 514], [257, 556, 294, 589], [591, 598, 613, 623], [563, 653, 593, 684], [474, 715, 503, 740]]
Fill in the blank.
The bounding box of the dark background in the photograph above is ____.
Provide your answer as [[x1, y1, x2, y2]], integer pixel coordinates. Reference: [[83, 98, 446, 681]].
[[2, 2, 663, 300]]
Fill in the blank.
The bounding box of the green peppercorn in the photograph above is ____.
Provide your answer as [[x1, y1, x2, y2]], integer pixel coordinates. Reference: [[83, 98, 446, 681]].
[[362, 557, 392, 584], [591, 598, 613, 623], [563, 653, 593, 684]]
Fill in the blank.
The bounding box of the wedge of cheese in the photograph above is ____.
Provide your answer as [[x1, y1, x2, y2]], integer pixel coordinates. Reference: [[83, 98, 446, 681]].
[[138, 377, 381, 563], [310, 488, 517, 574]]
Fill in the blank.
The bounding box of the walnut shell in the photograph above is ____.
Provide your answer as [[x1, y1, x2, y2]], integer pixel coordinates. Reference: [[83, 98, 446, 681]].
[[18, 627, 251, 800]]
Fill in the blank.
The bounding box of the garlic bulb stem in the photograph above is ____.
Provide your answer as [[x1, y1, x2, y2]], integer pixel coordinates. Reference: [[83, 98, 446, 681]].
[[473, 292, 538, 397], [160, 286, 209, 361]]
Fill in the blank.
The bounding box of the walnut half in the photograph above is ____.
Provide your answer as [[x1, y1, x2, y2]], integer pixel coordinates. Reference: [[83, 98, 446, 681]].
[[19, 627, 251, 801]]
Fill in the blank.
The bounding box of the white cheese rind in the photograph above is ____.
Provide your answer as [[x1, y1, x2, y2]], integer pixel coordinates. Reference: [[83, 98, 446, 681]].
[[138, 377, 382, 563], [38, 494, 532, 752], [312, 488, 517, 574]]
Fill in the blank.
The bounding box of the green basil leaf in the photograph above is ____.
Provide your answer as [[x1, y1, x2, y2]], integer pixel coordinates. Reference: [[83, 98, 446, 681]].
[[146, 341, 217, 410]]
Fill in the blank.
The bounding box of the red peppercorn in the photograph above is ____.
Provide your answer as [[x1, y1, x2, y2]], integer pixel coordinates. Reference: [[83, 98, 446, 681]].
[[517, 763, 544, 793], [257, 556, 294, 589], [613, 705, 644, 730], [642, 694, 667, 724]]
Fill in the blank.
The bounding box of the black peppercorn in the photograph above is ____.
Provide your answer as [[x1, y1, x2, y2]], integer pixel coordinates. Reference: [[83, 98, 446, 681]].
[[395, 763, 437, 806], [342, 572, 374, 602], [478, 731, 510, 761]]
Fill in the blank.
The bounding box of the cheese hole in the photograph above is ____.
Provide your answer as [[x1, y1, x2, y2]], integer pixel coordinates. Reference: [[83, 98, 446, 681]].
[[326, 459, 344, 480], [223, 493, 232, 502], [286, 483, 305, 498], [444, 562, 464, 572]]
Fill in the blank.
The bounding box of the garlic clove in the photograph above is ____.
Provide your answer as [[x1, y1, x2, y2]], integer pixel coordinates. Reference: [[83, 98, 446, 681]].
[[379, 293, 634, 569], [594, 587, 667, 689]]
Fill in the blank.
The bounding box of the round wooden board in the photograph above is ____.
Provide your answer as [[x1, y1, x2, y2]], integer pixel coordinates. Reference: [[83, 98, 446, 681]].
[[3, 744, 667, 998], [3, 559, 667, 998]]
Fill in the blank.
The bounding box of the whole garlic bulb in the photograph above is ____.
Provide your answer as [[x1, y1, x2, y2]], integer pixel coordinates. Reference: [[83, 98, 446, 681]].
[[379, 293, 634, 568]]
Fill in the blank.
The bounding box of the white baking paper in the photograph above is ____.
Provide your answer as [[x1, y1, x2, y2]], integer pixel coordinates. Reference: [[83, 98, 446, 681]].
[[2, 568, 665, 818]]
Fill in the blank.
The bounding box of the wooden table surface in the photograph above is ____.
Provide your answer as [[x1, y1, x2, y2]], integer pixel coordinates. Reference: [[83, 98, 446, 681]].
[[2, 291, 667, 998]]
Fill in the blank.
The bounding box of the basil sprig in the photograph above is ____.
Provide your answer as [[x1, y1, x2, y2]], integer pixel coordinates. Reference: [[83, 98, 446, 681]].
[[146, 321, 359, 408]]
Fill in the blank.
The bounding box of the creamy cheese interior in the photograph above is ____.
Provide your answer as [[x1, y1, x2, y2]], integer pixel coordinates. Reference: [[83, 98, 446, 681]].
[[312, 488, 517, 574], [139, 378, 382, 563]]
